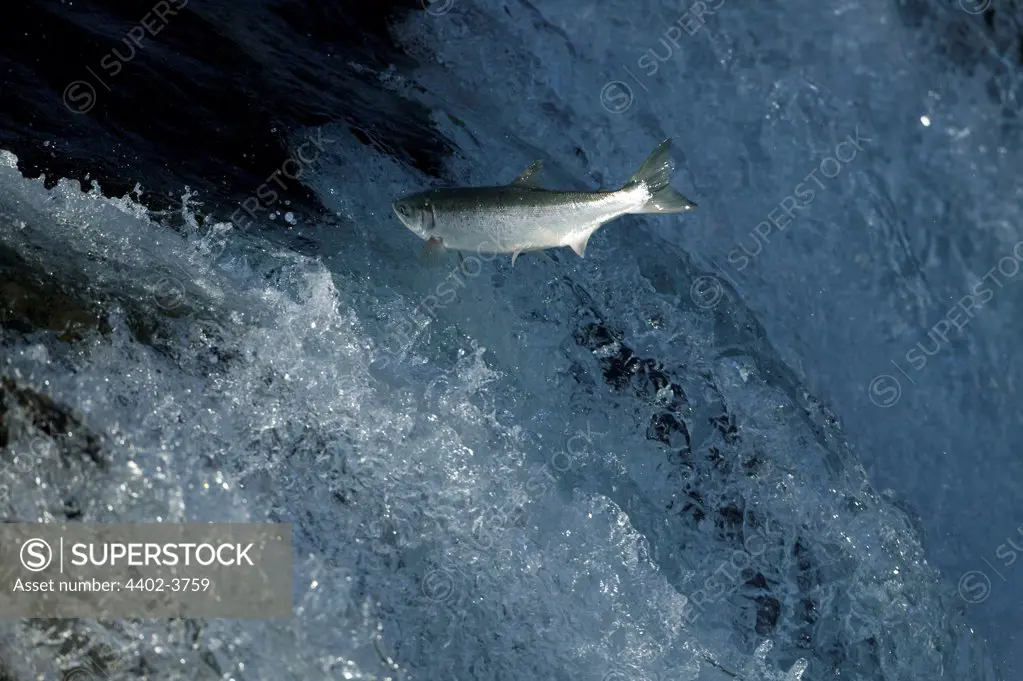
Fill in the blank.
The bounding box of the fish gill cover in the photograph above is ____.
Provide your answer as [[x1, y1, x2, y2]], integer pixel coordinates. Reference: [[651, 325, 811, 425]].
[[0, 0, 1020, 680]]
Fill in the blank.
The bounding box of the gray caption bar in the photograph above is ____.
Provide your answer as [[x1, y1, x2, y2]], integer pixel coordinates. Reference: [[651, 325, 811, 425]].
[[0, 523, 292, 618]]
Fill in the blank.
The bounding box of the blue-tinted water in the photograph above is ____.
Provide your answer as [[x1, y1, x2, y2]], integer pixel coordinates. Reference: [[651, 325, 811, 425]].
[[0, 0, 1020, 679]]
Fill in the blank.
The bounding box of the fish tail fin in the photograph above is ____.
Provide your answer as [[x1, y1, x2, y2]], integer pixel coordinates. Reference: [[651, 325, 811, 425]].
[[625, 139, 698, 214]]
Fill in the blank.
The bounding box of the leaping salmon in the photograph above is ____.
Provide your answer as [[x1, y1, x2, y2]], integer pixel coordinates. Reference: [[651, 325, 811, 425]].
[[392, 139, 697, 265]]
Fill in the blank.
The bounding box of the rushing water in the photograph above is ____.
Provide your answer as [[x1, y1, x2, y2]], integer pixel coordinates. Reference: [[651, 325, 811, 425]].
[[1, 0, 1020, 679]]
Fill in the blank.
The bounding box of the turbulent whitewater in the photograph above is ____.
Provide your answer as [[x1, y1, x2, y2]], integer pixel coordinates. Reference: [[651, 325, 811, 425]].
[[1, 0, 1021, 680]]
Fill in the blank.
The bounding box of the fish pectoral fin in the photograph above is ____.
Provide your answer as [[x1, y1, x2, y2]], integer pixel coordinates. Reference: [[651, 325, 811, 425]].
[[511, 161, 544, 188], [511, 250, 522, 266], [419, 237, 445, 262]]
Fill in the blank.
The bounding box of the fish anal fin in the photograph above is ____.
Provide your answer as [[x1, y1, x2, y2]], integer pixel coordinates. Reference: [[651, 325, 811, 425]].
[[569, 224, 604, 258], [511, 161, 544, 188], [569, 233, 591, 258]]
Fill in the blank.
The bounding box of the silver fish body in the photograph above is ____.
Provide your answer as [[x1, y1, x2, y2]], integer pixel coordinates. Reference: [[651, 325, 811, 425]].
[[402, 184, 646, 254], [392, 139, 696, 263]]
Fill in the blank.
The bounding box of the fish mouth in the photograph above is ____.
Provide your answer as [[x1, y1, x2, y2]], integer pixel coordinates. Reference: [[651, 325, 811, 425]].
[[392, 202, 413, 231]]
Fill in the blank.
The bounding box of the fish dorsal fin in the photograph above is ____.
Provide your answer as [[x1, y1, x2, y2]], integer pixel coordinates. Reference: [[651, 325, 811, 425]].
[[511, 161, 544, 188]]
